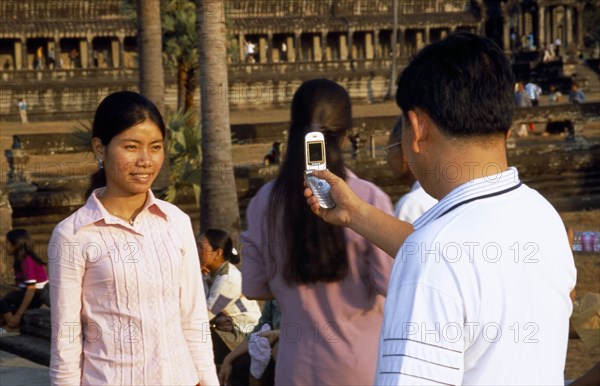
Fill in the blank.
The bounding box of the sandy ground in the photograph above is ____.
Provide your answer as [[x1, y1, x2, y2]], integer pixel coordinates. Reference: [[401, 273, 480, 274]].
[[1, 108, 599, 380]]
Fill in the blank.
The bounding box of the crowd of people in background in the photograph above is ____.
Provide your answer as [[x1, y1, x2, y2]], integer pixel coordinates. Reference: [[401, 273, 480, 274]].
[[1, 31, 597, 386]]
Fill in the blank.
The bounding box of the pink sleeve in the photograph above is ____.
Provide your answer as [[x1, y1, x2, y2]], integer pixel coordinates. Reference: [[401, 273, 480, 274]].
[[177, 215, 219, 385], [241, 190, 273, 299], [48, 225, 85, 386]]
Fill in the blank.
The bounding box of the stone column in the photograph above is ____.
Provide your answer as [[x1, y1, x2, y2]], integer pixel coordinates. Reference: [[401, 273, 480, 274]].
[[286, 35, 295, 62], [267, 32, 273, 62], [80, 39, 89, 68], [321, 31, 328, 61], [503, 19, 510, 52], [110, 38, 119, 68], [538, 6, 545, 50], [365, 32, 373, 59], [258, 35, 268, 63], [576, 5, 584, 50], [238, 34, 245, 63], [294, 32, 301, 62], [566, 6, 573, 50], [347, 29, 354, 61], [340, 34, 348, 60], [424, 27, 430, 45], [398, 28, 405, 58], [14, 39, 23, 70], [313, 34, 322, 61], [373, 30, 379, 58], [118, 35, 125, 69], [54, 36, 61, 68]]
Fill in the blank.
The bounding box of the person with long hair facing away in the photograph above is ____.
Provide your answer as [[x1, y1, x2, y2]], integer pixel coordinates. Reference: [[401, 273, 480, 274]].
[[48, 91, 218, 385], [200, 228, 261, 366], [241, 78, 395, 385], [0, 229, 48, 336]]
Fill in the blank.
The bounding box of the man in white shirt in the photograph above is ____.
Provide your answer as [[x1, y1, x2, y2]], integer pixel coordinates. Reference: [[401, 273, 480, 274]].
[[524, 81, 542, 106], [305, 32, 576, 385]]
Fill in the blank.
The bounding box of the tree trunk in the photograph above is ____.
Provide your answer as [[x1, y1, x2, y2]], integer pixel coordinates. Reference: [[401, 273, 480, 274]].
[[196, 0, 240, 239], [184, 66, 196, 113], [178, 60, 186, 111], [137, 0, 169, 190]]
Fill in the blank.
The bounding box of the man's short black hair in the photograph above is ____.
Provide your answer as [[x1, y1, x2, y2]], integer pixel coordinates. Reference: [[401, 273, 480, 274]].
[[396, 32, 515, 138]]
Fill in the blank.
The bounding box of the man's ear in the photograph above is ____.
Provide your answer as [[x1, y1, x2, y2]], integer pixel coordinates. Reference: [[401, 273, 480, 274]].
[[407, 110, 428, 154], [91, 137, 105, 162]]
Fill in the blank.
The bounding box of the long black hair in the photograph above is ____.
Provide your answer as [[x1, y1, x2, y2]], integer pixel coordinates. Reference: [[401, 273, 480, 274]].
[[6, 229, 46, 273], [86, 91, 166, 197], [204, 229, 240, 265], [268, 78, 350, 285]]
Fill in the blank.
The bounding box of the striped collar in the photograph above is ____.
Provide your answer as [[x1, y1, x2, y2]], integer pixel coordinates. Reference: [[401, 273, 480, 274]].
[[413, 167, 521, 230]]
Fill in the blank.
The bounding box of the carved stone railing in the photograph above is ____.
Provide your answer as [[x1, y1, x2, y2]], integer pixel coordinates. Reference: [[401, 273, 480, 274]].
[[0, 0, 126, 22]]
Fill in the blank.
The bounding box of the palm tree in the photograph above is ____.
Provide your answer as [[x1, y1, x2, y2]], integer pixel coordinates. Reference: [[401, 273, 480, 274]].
[[196, 0, 240, 237], [163, 0, 198, 113], [136, 0, 169, 190]]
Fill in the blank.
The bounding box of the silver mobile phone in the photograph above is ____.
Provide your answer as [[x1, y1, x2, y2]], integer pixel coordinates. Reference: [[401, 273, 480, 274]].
[[304, 131, 335, 209]]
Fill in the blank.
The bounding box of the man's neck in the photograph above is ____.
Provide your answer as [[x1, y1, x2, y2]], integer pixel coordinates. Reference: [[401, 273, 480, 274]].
[[422, 139, 509, 200]]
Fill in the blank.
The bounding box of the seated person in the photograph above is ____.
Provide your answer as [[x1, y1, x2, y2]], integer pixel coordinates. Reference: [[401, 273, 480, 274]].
[[569, 83, 586, 104], [0, 229, 48, 336], [263, 142, 281, 165], [200, 229, 262, 365], [219, 300, 280, 386]]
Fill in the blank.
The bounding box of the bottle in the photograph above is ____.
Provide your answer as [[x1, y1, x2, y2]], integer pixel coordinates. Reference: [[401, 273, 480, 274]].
[[581, 231, 593, 252], [572, 231, 582, 252]]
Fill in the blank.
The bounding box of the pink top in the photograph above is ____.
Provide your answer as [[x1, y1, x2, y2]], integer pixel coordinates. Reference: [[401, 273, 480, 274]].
[[48, 189, 218, 386], [16, 255, 48, 289], [242, 170, 394, 385]]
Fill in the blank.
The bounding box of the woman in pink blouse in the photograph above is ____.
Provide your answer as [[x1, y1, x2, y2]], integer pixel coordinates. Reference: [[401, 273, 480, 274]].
[[48, 91, 218, 386], [242, 79, 394, 385]]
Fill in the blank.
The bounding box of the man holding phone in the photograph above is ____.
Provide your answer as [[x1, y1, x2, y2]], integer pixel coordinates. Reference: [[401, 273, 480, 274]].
[[305, 32, 575, 385]]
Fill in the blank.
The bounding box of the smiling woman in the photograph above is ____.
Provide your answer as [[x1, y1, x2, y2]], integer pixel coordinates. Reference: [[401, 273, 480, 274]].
[[47, 91, 219, 386]]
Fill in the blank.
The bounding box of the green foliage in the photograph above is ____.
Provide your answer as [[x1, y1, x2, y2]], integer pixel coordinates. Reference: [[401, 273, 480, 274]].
[[165, 108, 202, 204], [72, 120, 93, 148], [162, 0, 198, 75]]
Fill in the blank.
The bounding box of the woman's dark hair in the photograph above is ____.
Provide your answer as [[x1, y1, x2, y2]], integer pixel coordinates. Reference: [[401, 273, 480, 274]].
[[268, 78, 350, 285], [6, 229, 46, 272], [86, 91, 166, 197], [204, 229, 239, 264]]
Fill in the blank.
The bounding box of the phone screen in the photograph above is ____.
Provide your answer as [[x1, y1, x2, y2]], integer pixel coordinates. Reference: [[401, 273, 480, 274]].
[[308, 142, 323, 163]]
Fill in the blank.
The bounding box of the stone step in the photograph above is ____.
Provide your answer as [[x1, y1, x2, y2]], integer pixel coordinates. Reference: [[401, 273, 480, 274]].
[[0, 308, 51, 367]]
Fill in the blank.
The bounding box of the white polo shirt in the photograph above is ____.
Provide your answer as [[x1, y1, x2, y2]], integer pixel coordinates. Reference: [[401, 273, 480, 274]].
[[375, 167, 576, 385]]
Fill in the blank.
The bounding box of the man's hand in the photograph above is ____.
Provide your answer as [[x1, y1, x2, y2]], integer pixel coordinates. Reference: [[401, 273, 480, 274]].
[[303, 169, 362, 228]]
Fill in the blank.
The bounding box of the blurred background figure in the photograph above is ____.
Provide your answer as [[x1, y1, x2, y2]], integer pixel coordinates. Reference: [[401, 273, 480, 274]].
[[200, 228, 262, 366], [385, 116, 436, 223], [0, 229, 48, 336], [263, 142, 281, 165]]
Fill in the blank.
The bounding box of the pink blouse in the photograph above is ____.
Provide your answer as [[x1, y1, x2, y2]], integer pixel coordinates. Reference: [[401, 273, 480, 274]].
[[242, 170, 394, 385], [48, 189, 218, 386]]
